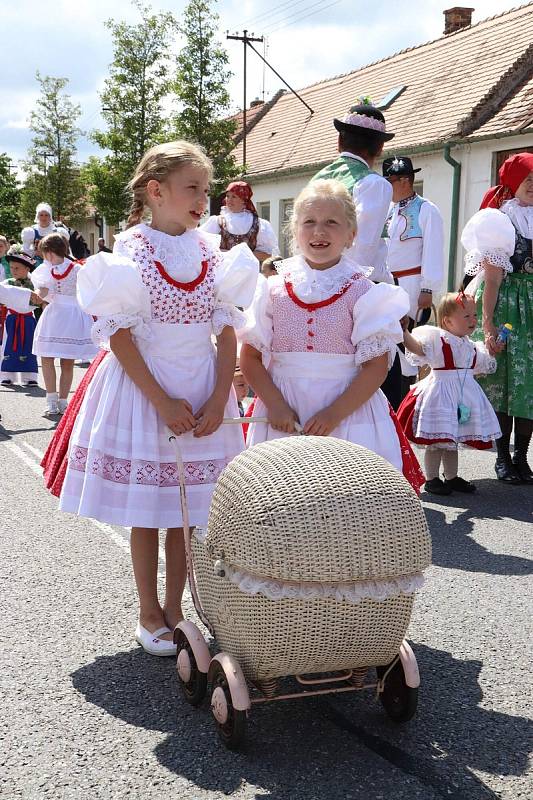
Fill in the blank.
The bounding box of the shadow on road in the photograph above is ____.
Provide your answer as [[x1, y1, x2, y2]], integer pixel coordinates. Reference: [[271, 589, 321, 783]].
[[424, 479, 533, 576], [71, 642, 531, 799]]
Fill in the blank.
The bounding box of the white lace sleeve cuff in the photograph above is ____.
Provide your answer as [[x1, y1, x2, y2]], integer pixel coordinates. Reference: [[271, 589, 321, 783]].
[[354, 333, 397, 369], [464, 248, 513, 276], [91, 314, 153, 349], [211, 302, 247, 336]]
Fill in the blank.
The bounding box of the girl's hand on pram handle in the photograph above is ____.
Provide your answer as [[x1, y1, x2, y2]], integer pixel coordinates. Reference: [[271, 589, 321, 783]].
[[194, 393, 226, 437], [266, 398, 301, 434], [303, 405, 342, 436], [159, 397, 196, 436]]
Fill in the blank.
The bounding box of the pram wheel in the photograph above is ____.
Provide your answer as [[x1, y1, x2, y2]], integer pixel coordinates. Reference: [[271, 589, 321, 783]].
[[175, 628, 208, 706], [376, 658, 418, 723], [209, 660, 247, 749]]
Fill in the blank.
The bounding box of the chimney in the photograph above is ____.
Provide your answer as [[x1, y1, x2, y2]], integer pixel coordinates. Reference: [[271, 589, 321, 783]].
[[250, 98, 264, 108], [443, 7, 474, 34]]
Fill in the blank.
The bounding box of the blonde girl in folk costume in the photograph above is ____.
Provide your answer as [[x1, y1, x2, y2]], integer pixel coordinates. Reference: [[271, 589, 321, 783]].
[[59, 141, 258, 655], [32, 233, 97, 416], [239, 179, 424, 492], [397, 292, 501, 495]]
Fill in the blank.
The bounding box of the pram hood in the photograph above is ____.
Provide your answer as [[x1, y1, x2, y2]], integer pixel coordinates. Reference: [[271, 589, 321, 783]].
[[205, 437, 431, 585]]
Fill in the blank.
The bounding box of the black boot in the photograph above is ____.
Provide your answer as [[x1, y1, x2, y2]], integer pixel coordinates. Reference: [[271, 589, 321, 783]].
[[512, 433, 533, 484], [495, 414, 521, 484]]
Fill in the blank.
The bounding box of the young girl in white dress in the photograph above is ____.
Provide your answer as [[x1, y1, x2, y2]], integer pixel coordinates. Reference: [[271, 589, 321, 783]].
[[32, 233, 97, 416], [238, 179, 424, 492], [397, 292, 501, 495], [59, 141, 258, 655]]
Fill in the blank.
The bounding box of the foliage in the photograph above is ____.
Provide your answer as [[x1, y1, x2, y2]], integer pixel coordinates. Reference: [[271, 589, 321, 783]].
[[20, 73, 86, 225], [173, 0, 238, 190], [0, 154, 21, 240], [88, 2, 177, 222]]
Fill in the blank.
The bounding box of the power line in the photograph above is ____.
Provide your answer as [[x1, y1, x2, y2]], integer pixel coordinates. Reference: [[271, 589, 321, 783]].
[[263, 0, 326, 33], [267, 0, 343, 34], [241, 0, 309, 28]]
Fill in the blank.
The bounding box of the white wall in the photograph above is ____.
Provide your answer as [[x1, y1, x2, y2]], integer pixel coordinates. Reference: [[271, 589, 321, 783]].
[[249, 132, 533, 285]]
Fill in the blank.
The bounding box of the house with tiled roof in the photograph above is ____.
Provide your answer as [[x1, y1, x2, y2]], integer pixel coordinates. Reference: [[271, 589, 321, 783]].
[[234, 4, 533, 287]]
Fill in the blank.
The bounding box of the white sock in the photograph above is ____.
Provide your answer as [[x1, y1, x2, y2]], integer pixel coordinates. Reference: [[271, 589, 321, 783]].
[[46, 392, 59, 409], [58, 397, 68, 412]]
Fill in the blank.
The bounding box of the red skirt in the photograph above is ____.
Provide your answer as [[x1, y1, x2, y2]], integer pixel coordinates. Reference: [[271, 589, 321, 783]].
[[397, 387, 493, 450], [41, 349, 108, 497]]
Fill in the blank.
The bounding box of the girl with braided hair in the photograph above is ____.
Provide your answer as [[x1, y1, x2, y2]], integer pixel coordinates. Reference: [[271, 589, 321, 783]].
[[55, 141, 258, 655]]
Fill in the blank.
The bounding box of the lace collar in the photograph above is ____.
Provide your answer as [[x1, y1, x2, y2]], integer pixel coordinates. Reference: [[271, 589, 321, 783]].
[[276, 254, 370, 302], [501, 199, 533, 239], [128, 224, 207, 281]]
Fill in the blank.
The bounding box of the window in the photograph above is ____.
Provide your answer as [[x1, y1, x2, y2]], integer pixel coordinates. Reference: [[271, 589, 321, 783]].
[[493, 147, 533, 182], [376, 85, 407, 110], [256, 201, 270, 221], [279, 199, 294, 257], [414, 180, 424, 196]]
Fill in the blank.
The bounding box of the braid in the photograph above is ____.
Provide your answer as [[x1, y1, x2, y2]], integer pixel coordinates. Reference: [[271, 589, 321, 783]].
[[126, 195, 145, 229]]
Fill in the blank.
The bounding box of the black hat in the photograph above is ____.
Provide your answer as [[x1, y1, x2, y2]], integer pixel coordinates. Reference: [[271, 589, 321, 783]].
[[382, 156, 421, 177], [333, 103, 395, 141], [6, 250, 35, 269]]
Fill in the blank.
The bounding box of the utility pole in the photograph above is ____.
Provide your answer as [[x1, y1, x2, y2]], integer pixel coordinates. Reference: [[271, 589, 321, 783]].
[[227, 30, 314, 173], [227, 30, 263, 168]]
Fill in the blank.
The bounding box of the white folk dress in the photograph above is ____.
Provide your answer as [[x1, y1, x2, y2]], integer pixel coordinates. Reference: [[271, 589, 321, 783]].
[[397, 325, 501, 449], [59, 224, 258, 529], [238, 254, 414, 475], [32, 259, 97, 360]]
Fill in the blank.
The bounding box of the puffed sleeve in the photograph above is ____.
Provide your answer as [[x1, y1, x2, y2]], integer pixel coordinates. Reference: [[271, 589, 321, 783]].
[[21, 226, 36, 255], [256, 219, 280, 256], [461, 209, 515, 276], [236, 274, 274, 355], [76, 252, 152, 349], [473, 340, 497, 376], [212, 242, 260, 335], [404, 325, 442, 368], [351, 281, 409, 368], [30, 262, 54, 291], [199, 215, 222, 235], [0, 283, 32, 313]]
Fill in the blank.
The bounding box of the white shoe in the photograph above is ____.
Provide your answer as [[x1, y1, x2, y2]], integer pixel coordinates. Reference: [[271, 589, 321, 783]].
[[134, 624, 177, 657], [58, 398, 68, 414]]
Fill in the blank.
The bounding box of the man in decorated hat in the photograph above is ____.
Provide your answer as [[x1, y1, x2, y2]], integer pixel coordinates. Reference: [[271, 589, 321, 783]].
[[311, 100, 395, 282], [383, 156, 444, 325]]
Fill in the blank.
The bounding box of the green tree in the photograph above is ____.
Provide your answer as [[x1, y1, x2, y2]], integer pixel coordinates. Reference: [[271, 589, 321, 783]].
[[173, 0, 238, 190], [0, 154, 21, 239], [21, 73, 86, 225], [88, 2, 177, 223]]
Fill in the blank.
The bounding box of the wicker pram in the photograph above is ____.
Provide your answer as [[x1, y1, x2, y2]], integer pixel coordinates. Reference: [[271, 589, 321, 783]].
[[173, 434, 431, 748]]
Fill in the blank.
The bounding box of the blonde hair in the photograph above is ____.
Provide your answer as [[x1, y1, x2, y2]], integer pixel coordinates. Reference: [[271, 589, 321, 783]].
[[126, 141, 213, 229], [437, 291, 475, 328], [289, 179, 357, 253], [0, 235, 8, 248]]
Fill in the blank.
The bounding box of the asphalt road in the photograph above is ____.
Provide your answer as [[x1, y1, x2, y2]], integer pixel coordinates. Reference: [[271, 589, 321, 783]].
[[1, 367, 532, 800]]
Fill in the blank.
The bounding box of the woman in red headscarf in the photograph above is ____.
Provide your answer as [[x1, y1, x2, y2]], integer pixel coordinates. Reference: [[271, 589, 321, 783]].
[[460, 153, 533, 484], [201, 180, 279, 263]]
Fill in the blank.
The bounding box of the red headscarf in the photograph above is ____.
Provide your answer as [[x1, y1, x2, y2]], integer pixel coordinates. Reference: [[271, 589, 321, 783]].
[[223, 181, 257, 214], [480, 152, 533, 209]]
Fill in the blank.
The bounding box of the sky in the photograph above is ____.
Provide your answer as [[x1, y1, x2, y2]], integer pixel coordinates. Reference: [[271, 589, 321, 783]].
[[0, 0, 531, 172]]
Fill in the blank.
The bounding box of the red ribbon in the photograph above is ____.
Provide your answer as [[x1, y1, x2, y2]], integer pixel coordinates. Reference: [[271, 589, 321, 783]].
[[7, 309, 33, 351]]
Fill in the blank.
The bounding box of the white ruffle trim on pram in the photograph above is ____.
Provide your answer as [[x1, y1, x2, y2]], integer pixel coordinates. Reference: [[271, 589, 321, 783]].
[[224, 568, 424, 603], [194, 530, 425, 603]]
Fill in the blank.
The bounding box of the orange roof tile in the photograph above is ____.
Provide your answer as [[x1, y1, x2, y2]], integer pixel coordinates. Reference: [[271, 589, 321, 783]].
[[234, 3, 533, 178]]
